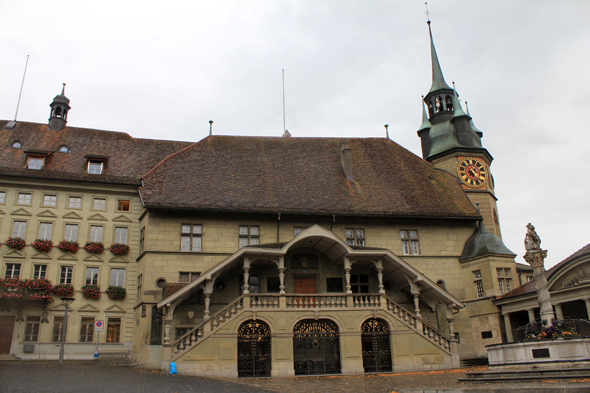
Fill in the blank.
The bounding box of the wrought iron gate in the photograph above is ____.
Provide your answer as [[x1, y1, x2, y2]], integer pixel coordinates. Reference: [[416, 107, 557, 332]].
[[237, 320, 271, 377], [293, 319, 341, 375], [361, 318, 392, 373]]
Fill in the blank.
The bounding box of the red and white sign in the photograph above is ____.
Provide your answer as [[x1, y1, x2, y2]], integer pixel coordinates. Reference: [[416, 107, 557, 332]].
[[95, 320, 104, 332]]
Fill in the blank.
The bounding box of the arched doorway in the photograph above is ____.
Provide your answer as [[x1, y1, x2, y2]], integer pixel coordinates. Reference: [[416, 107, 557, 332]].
[[293, 319, 341, 375], [237, 319, 271, 377], [361, 318, 392, 373]]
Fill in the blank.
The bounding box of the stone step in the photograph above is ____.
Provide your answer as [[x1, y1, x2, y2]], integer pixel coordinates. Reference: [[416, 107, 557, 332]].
[[460, 367, 590, 382]]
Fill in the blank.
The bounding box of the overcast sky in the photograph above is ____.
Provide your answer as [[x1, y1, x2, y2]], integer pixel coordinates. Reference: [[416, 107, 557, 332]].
[[1, 1, 588, 268]]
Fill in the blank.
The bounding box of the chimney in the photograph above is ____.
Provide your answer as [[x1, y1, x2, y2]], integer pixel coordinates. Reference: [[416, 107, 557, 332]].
[[340, 141, 354, 181]]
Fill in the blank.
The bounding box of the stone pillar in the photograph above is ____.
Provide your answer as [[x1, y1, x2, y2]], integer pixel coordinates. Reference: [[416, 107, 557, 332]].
[[524, 249, 554, 326], [243, 257, 250, 294], [503, 313, 514, 342], [554, 303, 564, 320], [527, 309, 536, 322], [373, 259, 385, 294], [344, 257, 352, 294], [204, 293, 211, 320], [585, 299, 590, 320], [412, 294, 422, 318], [163, 303, 176, 345], [278, 257, 285, 295]]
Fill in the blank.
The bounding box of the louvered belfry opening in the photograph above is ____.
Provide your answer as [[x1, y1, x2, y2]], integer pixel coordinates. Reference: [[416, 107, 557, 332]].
[[237, 320, 272, 377], [361, 318, 393, 373], [293, 319, 341, 375]]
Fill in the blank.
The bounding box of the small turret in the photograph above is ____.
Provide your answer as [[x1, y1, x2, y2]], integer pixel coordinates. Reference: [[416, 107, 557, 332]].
[[48, 83, 70, 131]]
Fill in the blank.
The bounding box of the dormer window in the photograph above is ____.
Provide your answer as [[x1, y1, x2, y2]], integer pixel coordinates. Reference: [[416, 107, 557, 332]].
[[88, 161, 103, 175], [58, 145, 70, 153], [27, 157, 44, 170], [11, 141, 22, 149]]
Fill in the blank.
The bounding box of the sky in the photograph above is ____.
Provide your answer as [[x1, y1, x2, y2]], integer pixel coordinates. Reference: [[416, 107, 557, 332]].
[[1, 0, 588, 269]]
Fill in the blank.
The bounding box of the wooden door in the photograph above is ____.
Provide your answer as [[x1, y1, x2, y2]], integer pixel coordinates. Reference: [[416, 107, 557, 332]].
[[293, 277, 316, 308], [0, 316, 15, 354]]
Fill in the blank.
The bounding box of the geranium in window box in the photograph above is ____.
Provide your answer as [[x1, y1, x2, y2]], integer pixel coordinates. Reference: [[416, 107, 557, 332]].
[[81, 284, 102, 300], [0, 278, 54, 302], [57, 240, 79, 254], [53, 283, 74, 297], [108, 243, 130, 256], [106, 285, 126, 300], [32, 239, 53, 253], [84, 241, 104, 254], [5, 237, 26, 250]]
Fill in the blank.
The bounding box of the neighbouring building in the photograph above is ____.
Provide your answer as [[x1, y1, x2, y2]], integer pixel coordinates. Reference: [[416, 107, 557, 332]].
[[1, 23, 522, 376]]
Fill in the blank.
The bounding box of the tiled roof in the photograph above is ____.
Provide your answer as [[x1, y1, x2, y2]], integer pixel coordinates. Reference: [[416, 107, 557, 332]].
[[140, 136, 480, 218], [0, 120, 192, 185], [498, 242, 590, 300]]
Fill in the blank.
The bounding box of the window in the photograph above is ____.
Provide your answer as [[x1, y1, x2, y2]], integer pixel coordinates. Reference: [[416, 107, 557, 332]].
[[11, 141, 22, 149], [497, 268, 513, 295], [294, 227, 308, 236], [17, 192, 32, 205], [24, 316, 40, 342], [481, 331, 493, 339], [137, 274, 142, 303], [115, 227, 128, 244], [89, 225, 103, 242], [12, 221, 27, 238], [139, 227, 145, 254], [117, 200, 130, 211], [5, 263, 21, 279], [58, 145, 69, 153], [0, 191, 5, 204], [64, 224, 78, 241], [345, 228, 365, 246], [60, 266, 73, 284], [86, 267, 99, 285], [267, 277, 280, 293], [179, 272, 200, 283], [110, 268, 125, 287], [38, 222, 53, 240], [400, 230, 420, 255], [68, 196, 82, 208], [52, 317, 64, 342], [156, 278, 166, 289], [27, 157, 43, 170], [527, 275, 534, 283], [181, 224, 202, 251], [106, 318, 121, 343], [43, 194, 57, 207], [350, 275, 369, 294], [93, 198, 106, 210], [87, 161, 103, 175], [239, 274, 259, 295], [239, 226, 259, 248], [33, 265, 47, 279], [80, 317, 95, 342], [474, 270, 484, 298], [326, 278, 344, 292]]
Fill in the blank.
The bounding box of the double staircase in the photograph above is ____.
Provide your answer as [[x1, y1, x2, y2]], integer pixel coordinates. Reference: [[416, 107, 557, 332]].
[[169, 293, 452, 361]]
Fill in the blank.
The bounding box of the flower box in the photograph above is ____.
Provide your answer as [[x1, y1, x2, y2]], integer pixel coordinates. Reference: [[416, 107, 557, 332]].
[[6, 237, 26, 250], [106, 285, 126, 300], [53, 283, 74, 297], [81, 285, 102, 300], [525, 320, 581, 340], [84, 241, 104, 254], [57, 240, 79, 254], [32, 239, 53, 253], [0, 278, 53, 302], [108, 243, 130, 256]]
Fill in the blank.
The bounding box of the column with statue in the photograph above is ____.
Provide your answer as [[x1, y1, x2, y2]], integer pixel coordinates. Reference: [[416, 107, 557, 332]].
[[523, 223, 554, 326]]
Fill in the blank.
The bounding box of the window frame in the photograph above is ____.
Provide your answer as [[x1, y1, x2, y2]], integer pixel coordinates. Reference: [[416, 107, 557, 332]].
[[350, 274, 369, 294], [38, 222, 53, 240], [17, 192, 32, 205], [473, 270, 484, 298], [87, 161, 103, 175], [60, 266, 74, 284], [24, 316, 41, 342], [110, 268, 126, 287], [42, 194, 57, 207], [92, 197, 107, 211], [33, 264, 47, 279], [86, 267, 100, 285], [27, 157, 44, 170], [64, 223, 79, 242], [400, 230, 420, 255], [181, 224, 202, 252], [117, 199, 131, 212], [80, 317, 95, 342], [89, 225, 104, 242], [52, 316, 65, 342], [114, 226, 129, 244], [345, 228, 365, 246], [5, 263, 21, 279], [239, 226, 259, 248], [106, 317, 121, 343], [497, 267, 513, 295], [67, 196, 83, 209], [0, 190, 5, 204], [12, 220, 27, 238], [179, 271, 200, 283]]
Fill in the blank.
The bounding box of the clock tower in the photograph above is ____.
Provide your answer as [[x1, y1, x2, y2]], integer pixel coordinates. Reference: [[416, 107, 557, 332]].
[[417, 21, 502, 238]]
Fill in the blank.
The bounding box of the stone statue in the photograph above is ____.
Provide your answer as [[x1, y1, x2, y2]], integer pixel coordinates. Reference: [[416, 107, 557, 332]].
[[524, 223, 541, 252]]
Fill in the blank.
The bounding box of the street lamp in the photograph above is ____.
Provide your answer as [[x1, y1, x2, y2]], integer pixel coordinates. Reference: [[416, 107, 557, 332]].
[[58, 297, 75, 365]]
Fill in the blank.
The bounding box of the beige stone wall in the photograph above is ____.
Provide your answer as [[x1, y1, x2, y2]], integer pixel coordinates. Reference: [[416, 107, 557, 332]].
[[0, 177, 141, 358]]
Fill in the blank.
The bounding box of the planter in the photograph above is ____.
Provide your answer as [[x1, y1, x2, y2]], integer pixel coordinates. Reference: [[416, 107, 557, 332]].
[[108, 243, 130, 256], [84, 241, 104, 254], [53, 284, 74, 297], [106, 286, 126, 300], [5, 237, 26, 250], [32, 239, 53, 253], [57, 240, 79, 254], [81, 285, 102, 300], [0, 278, 53, 302]]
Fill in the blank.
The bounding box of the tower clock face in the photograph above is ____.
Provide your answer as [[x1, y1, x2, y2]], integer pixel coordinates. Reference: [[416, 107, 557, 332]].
[[457, 158, 488, 188]]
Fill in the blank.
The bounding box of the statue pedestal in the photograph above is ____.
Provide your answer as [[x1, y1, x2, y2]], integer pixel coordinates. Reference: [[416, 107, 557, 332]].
[[524, 249, 554, 326]]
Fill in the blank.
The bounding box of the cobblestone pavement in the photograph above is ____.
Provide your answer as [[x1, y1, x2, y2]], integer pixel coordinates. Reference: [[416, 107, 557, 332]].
[[2, 363, 590, 393]]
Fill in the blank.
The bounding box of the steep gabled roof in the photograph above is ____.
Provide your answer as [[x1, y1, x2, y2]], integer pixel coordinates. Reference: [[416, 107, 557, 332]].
[[139, 135, 480, 218], [0, 120, 192, 185]]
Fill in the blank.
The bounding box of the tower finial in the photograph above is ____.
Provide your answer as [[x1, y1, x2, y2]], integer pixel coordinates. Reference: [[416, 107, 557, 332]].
[[427, 16, 452, 93], [384, 124, 389, 139], [425, 2, 431, 23], [209, 120, 213, 136], [61, 83, 66, 95]]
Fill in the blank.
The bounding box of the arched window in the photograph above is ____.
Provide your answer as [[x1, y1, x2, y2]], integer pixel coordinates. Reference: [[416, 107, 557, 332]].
[[55, 107, 62, 117], [58, 145, 70, 153], [428, 100, 434, 116], [10, 141, 22, 149], [434, 96, 443, 113], [445, 95, 454, 112]]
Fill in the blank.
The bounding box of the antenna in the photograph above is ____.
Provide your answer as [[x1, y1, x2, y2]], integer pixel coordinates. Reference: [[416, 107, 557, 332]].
[[425, 2, 431, 23], [282, 69, 286, 134], [14, 55, 30, 121], [384, 124, 389, 139]]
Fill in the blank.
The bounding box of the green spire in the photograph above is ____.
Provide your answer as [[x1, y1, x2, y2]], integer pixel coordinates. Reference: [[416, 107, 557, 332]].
[[451, 82, 468, 119], [419, 97, 432, 131], [428, 21, 452, 93], [465, 101, 483, 133]]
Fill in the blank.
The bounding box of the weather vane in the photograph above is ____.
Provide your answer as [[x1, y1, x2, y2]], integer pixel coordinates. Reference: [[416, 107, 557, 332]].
[[425, 2, 431, 23]]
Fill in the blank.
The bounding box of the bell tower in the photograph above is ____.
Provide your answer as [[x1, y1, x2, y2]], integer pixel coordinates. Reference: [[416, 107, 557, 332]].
[[48, 83, 70, 131], [417, 21, 502, 238]]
